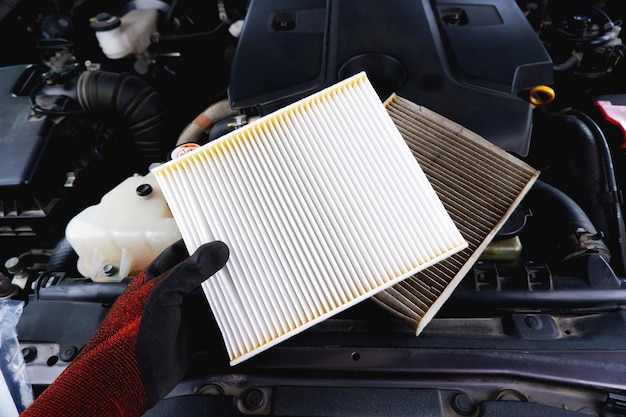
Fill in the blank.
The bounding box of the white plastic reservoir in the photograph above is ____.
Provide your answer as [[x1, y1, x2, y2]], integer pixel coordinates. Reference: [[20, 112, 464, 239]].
[[94, 9, 158, 60], [65, 172, 182, 282]]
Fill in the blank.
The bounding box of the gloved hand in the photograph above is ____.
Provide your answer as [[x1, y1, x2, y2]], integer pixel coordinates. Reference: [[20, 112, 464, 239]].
[[21, 240, 229, 417]]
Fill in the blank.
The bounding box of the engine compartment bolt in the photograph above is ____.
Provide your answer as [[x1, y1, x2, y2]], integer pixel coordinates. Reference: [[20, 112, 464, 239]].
[[103, 264, 117, 276], [59, 345, 79, 362], [243, 388, 266, 410], [524, 314, 543, 330], [451, 392, 476, 416], [21, 346, 37, 363], [5, 257, 24, 275], [136, 183, 153, 197], [195, 384, 225, 395]]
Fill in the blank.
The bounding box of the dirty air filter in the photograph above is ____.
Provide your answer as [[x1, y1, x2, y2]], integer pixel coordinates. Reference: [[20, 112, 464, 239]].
[[152, 72, 467, 365], [372, 96, 540, 335]]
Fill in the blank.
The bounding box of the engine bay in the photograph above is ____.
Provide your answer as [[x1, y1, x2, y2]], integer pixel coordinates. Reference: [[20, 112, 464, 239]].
[[3, 0, 626, 415]]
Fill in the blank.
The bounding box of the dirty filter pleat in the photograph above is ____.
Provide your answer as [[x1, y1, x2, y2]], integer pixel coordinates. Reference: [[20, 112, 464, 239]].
[[373, 96, 540, 335], [152, 72, 467, 365]]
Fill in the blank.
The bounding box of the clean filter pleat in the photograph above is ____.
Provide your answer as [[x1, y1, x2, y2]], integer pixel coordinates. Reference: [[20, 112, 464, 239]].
[[153, 72, 467, 365]]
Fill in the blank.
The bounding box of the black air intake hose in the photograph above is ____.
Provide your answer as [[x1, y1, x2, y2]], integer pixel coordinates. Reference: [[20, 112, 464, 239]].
[[523, 180, 611, 262], [47, 237, 79, 275], [76, 71, 174, 168], [569, 110, 626, 274], [529, 110, 626, 275]]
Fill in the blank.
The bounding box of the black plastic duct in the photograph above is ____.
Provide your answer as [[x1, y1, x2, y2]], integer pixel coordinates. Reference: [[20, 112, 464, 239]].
[[76, 70, 174, 169]]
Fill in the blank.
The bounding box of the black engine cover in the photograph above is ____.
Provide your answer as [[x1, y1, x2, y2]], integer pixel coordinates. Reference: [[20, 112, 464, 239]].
[[228, 0, 553, 156]]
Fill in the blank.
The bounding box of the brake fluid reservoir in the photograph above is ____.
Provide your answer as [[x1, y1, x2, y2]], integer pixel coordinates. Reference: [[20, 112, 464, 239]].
[[91, 9, 158, 59], [65, 172, 181, 282]]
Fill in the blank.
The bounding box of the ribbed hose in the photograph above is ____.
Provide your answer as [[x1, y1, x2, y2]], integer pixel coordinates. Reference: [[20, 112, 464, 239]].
[[47, 237, 79, 275], [76, 71, 174, 168]]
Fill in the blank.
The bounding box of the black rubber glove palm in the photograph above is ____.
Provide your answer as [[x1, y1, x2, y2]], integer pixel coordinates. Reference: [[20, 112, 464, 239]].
[[136, 239, 230, 405]]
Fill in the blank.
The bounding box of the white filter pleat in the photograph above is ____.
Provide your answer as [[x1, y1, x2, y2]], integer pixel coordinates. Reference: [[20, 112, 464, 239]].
[[153, 72, 467, 365]]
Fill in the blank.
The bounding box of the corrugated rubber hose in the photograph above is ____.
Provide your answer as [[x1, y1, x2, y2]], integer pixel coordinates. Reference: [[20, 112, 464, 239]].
[[76, 70, 174, 169]]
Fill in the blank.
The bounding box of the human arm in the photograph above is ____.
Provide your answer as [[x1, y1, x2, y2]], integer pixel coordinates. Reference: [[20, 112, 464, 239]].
[[21, 240, 229, 417]]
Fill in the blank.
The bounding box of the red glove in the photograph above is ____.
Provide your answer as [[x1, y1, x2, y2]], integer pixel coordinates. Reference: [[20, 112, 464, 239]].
[[21, 240, 229, 417]]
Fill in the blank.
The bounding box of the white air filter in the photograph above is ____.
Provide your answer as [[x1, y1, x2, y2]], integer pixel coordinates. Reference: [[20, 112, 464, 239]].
[[152, 72, 467, 365]]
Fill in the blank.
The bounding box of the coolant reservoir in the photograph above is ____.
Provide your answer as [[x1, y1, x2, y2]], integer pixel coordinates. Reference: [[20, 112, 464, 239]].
[[65, 172, 181, 282]]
